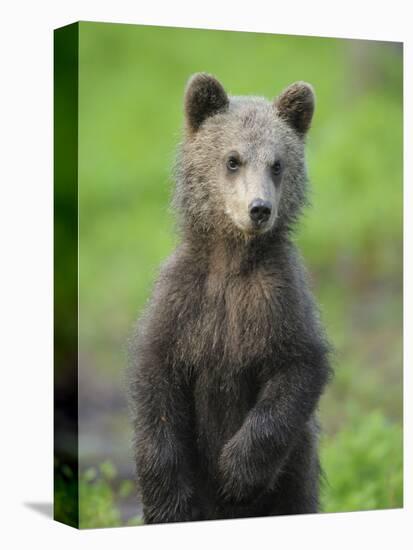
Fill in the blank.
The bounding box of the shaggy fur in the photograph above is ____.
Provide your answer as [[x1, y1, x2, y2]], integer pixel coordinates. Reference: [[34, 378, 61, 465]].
[[129, 74, 332, 524]]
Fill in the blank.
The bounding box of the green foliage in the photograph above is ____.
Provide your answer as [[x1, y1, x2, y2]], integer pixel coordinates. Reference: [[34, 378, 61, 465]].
[[79, 461, 143, 529], [79, 473, 120, 529], [302, 93, 402, 275], [321, 412, 403, 512], [54, 461, 79, 528]]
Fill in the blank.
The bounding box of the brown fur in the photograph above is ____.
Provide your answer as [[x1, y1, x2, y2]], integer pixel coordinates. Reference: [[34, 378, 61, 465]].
[[129, 74, 332, 523]]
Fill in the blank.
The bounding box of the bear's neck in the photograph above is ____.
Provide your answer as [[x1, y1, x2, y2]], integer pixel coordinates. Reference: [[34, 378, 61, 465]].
[[184, 229, 290, 276]]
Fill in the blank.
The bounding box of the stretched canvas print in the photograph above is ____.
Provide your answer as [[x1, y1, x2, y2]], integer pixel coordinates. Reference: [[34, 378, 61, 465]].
[[54, 21, 403, 528]]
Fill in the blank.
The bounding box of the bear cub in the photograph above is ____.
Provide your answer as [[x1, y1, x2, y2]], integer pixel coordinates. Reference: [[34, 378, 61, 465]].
[[129, 73, 332, 524]]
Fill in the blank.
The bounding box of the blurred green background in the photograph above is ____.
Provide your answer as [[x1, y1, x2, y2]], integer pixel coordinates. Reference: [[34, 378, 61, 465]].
[[75, 22, 403, 528]]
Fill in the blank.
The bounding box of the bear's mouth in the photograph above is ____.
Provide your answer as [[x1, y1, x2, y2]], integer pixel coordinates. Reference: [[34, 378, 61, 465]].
[[235, 218, 275, 238], [251, 218, 270, 230]]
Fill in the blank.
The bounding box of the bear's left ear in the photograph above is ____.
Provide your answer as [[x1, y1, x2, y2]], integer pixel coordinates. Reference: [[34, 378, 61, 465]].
[[274, 82, 315, 136], [184, 73, 229, 135]]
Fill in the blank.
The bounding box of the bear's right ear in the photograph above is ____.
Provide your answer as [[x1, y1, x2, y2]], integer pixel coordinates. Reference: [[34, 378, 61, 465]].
[[184, 73, 229, 135]]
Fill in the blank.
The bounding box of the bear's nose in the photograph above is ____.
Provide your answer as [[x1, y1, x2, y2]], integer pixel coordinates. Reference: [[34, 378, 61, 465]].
[[249, 199, 272, 225]]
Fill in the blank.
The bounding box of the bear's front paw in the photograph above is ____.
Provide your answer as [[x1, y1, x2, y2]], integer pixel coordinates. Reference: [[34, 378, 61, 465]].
[[218, 437, 263, 505]]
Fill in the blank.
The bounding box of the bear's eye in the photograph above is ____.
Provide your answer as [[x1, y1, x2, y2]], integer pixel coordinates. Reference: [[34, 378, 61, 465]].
[[271, 160, 283, 177], [226, 156, 240, 172]]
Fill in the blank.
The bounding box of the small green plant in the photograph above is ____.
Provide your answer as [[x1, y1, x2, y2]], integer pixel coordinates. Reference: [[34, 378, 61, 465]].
[[321, 411, 403, 513], [79, 461, 143, 529]]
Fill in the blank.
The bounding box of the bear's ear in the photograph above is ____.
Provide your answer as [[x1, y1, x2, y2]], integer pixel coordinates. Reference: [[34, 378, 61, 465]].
[[184, 73, 229, 135], [274, 82, 315, 136]]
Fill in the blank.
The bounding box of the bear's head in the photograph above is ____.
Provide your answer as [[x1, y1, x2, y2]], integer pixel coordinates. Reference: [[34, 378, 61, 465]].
[[174, 73, 315, 241]]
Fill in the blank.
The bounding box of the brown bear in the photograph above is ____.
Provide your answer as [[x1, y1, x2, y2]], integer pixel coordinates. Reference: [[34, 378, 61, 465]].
[[129, 73, 332, 524]]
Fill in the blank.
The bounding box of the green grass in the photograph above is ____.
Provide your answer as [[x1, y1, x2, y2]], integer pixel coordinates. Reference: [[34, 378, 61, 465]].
[[71, 22, 403, 525], [321, 412, 403, 512]]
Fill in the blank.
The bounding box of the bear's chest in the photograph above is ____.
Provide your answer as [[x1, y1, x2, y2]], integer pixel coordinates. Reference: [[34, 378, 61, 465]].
[[174, 267, 281, 370]]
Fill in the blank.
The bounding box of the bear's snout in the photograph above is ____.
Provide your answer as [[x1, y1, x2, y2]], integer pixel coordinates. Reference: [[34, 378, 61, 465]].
[[249, 199, 272, 226]]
